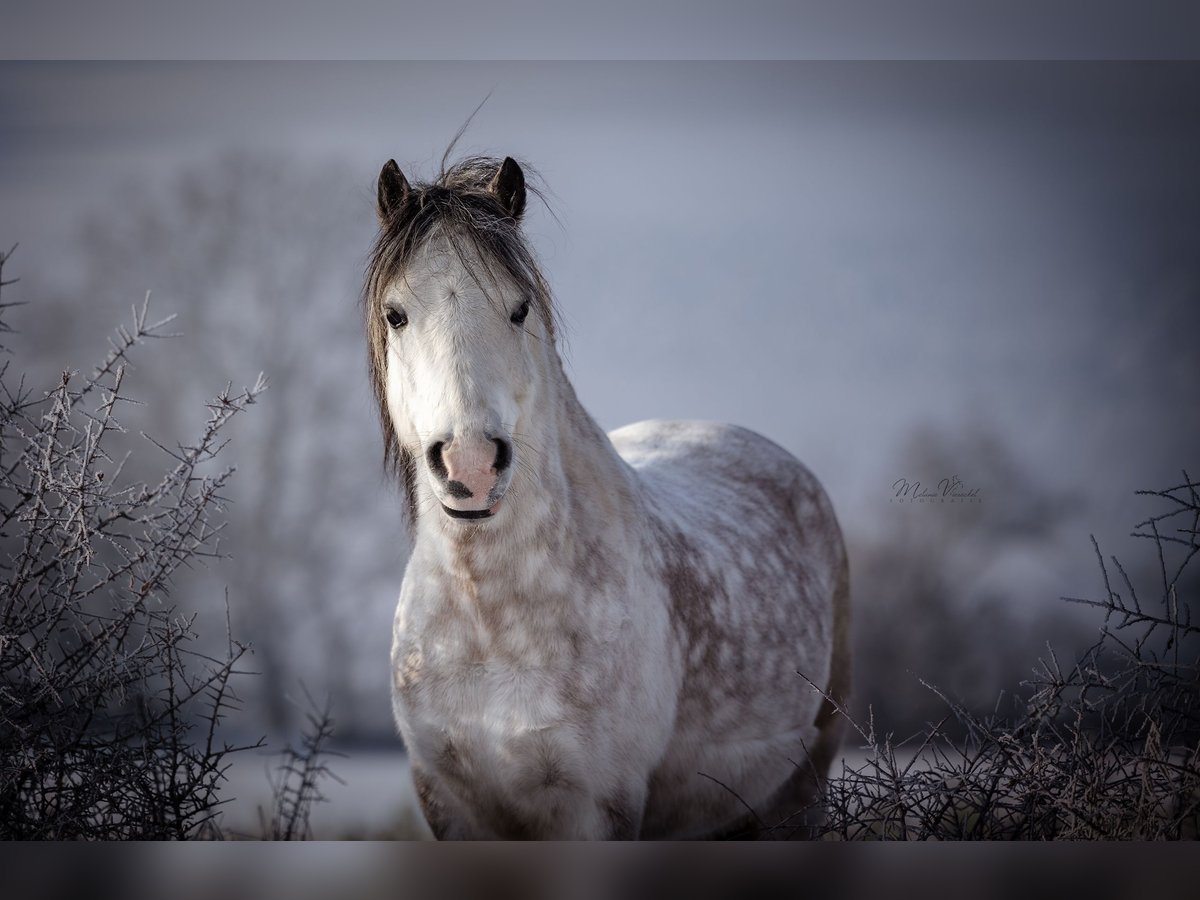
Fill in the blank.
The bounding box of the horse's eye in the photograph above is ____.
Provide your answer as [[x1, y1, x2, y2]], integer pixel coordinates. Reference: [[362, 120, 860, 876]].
[[385, 307, 408, 329], [510, 301, 530, 325]]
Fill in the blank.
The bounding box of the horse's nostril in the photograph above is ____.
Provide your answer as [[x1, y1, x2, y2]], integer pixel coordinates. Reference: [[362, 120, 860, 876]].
[[427, 441, 448, 481], [492, 438, 512, 473]]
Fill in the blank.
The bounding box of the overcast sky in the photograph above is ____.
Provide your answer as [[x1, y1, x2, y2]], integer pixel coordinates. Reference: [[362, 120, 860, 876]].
[[2, 62, 1197, 595], [3, 1, 1197, 59]]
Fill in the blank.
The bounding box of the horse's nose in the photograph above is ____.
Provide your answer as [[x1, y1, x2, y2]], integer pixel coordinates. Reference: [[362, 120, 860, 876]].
[[491, 436, 512, 475], [426, 433, 511, 507]]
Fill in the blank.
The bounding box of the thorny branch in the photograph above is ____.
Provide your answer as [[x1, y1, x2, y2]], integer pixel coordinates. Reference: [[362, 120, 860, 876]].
[[0, 247, 270, 838], [804, 472, 1200, 840]]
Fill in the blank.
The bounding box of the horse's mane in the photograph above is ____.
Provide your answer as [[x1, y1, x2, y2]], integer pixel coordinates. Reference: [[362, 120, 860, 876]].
[[362, 155, 557, 521]]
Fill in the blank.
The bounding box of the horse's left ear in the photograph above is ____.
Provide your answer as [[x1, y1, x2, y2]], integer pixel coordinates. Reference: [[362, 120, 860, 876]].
[[488, 157, 526, 221], [377, 159, 411, 222]]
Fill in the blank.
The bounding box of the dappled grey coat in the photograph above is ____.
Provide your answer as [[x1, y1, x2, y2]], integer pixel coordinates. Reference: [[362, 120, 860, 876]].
[[365, 154, 850, 839]]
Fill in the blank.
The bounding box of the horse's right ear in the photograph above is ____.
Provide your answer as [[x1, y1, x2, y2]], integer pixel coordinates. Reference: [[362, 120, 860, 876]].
[[377, 160, 411, 222]]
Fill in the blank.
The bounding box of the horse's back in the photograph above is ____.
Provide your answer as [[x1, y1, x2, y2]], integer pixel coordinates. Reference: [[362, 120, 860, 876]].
[[609, 418, 844, 630], [611, 419, 815, 492], [609, 419, 850, 838], [610, 420, 834, 542]]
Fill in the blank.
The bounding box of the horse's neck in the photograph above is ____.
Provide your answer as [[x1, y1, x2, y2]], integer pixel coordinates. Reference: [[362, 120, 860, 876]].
[[415, 352, 640, 583], [544, 361, 640, 530]]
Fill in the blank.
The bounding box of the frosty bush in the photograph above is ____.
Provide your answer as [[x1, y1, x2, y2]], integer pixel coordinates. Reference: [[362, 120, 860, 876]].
[[0, 246, 267, 838], [815, 473, 1200, 839]]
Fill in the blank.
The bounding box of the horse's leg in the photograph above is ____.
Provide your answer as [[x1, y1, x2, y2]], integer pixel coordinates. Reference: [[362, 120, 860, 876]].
[[755, 715, 846, 839], [411, 764, 473, 840], [713, 554, 852, 841], [760, 555, 853, 840], [774, 545, 851, 839], [415, 762, 647, 840], [596, 785, 647, 840], [701, 720, 844, 840], [517, 785, 646, 839]]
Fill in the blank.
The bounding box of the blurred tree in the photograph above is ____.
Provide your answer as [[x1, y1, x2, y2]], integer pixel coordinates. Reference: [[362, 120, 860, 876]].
[[849, 424, 1095, 736], [23, 154, 407, 739]]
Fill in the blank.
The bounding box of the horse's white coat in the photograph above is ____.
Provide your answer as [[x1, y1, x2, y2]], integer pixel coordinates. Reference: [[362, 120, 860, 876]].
[[376, 163, 849, 839]]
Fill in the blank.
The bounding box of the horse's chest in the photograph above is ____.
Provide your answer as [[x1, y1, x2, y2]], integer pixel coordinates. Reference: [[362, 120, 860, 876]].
[[403, 647, 569, 735], [392, 602, 593, 800]]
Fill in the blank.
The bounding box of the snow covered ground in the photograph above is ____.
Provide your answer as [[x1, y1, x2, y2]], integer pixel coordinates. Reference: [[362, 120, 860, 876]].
[[216, 747, 433, 840], [216, 746, 884, 840]]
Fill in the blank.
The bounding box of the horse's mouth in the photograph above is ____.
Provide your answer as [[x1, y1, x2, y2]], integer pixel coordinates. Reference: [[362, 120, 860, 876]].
[[441, 500, 501, 521]]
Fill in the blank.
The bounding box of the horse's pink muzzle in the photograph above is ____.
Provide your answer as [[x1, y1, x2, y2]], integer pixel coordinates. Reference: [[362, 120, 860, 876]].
[[426, 433, 513, 519]]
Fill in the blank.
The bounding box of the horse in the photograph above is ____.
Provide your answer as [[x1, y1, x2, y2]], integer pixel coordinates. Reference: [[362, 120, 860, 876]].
[[363, 153, 850, 839]]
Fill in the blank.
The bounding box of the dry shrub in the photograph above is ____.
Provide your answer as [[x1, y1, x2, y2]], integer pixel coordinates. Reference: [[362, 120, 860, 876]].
[[816, 473, 1199, 839], [0, 246, 267, 838]]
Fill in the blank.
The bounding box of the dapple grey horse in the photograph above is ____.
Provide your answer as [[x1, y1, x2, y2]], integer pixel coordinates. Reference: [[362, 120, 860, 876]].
[[363, 154, 849, 839]]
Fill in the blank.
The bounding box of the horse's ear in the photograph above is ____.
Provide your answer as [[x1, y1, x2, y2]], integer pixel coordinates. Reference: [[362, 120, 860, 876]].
[[377, 159, 411, 222], [487, 157, 526, 221]]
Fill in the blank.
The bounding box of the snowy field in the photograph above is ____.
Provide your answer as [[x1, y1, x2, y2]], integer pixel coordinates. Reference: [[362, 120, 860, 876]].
[[216, 746, 884, 840], [217, 748, 434, 840]]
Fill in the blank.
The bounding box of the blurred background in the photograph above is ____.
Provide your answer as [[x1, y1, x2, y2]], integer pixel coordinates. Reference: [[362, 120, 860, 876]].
[[2, 61, 1197, 835]]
